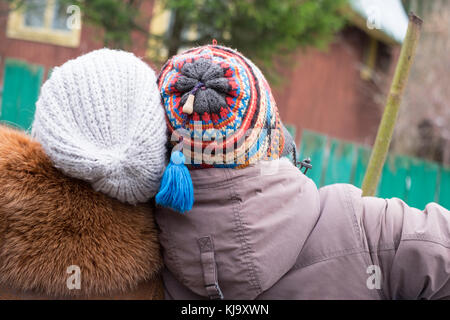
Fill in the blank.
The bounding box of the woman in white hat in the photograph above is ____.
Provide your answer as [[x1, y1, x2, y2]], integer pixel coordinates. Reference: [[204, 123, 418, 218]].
[[0, 49, 167, 299]]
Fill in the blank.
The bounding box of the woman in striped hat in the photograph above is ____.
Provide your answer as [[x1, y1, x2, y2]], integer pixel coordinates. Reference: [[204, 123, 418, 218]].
[[155, 45, 291, 213], [154, 45, 450, 301]]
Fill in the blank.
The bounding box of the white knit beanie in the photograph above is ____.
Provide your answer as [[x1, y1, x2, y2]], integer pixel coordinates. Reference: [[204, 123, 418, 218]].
[[32, 48, 167, 205]]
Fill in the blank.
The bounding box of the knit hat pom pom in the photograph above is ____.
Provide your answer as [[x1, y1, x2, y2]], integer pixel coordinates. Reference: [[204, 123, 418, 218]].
[[156, 151, 194, 213]]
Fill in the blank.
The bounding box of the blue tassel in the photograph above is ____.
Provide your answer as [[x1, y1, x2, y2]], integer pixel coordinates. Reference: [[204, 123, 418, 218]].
[[156, 151, 194, 213]]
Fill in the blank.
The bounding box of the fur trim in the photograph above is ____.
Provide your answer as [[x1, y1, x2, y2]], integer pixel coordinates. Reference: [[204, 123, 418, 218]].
[[0, 125, 162, 297]]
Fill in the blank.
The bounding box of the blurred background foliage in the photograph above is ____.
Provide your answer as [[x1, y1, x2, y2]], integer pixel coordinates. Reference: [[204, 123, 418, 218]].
[[3, 0, 347, 68], [157, 0, 347, 66]]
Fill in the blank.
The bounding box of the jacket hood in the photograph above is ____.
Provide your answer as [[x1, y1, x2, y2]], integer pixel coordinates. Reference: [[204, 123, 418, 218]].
[[0, 125, 162, 298], [155, 158, 321, 299]]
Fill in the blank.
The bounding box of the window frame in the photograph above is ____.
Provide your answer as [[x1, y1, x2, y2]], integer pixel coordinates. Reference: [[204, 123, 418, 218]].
[[360, 36, 379, 81], [6, 0, 81, 48], [146, 2, 199, 62]]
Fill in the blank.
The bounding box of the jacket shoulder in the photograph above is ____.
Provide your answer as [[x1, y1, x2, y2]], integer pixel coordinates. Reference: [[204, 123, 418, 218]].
[[296, 184, 368, 266]]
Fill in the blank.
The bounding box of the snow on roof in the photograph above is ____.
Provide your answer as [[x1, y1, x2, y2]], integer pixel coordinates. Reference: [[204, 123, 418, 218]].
[[349, 0, 409, 43]]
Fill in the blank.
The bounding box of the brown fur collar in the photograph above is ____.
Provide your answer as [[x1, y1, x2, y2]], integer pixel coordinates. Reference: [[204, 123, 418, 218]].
[[0, 126, 162, 298]]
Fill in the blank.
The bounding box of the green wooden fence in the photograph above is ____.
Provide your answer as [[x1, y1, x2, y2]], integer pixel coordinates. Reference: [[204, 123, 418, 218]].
[[297, 129, 449, 210], [0, 59, 44, 131]]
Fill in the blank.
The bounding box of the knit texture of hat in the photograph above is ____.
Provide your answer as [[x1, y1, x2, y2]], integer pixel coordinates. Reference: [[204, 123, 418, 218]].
[[32, 48, 167, 205], [158, 45, 285, 168]]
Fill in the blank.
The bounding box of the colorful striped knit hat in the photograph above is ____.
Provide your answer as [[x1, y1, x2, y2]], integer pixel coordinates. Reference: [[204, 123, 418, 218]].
[[156, 45, 285, 213]]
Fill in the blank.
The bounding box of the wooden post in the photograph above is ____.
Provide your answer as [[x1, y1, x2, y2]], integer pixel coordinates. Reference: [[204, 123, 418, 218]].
[[361, 13, 423, 196]]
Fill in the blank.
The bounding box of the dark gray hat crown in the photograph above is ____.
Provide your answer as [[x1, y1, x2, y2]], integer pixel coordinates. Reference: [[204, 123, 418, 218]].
[[176, 58, 231, 114]]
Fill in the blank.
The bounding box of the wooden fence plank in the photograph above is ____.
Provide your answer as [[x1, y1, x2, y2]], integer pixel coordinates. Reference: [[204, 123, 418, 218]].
[[407, 158, 439, 210], [0, 59, 43, 131], [353, 146, 371, 188], [0, 60, 22, 127], [377, 155, 410, 200], [438, 167, 450, 210], [323, 138, 356, 186], [298, 130, 327, 187]]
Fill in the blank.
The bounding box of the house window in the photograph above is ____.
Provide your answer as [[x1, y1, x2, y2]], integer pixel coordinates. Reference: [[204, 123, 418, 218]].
[[51, 0, 70, 31], [360, 37, 378, 81], [147, 1, 172, 62], [360, 35, 393, 81], [146, 1, 199, 62], [24, 0, 46, 28], [7, 0, 81, 47]]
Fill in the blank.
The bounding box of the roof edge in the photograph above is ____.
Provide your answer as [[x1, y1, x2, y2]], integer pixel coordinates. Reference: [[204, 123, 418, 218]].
[[341, 1, 407, 45]]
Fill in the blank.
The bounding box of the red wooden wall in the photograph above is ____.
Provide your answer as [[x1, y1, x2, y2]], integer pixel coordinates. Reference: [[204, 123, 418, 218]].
[[273, 27, 400, 145]]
